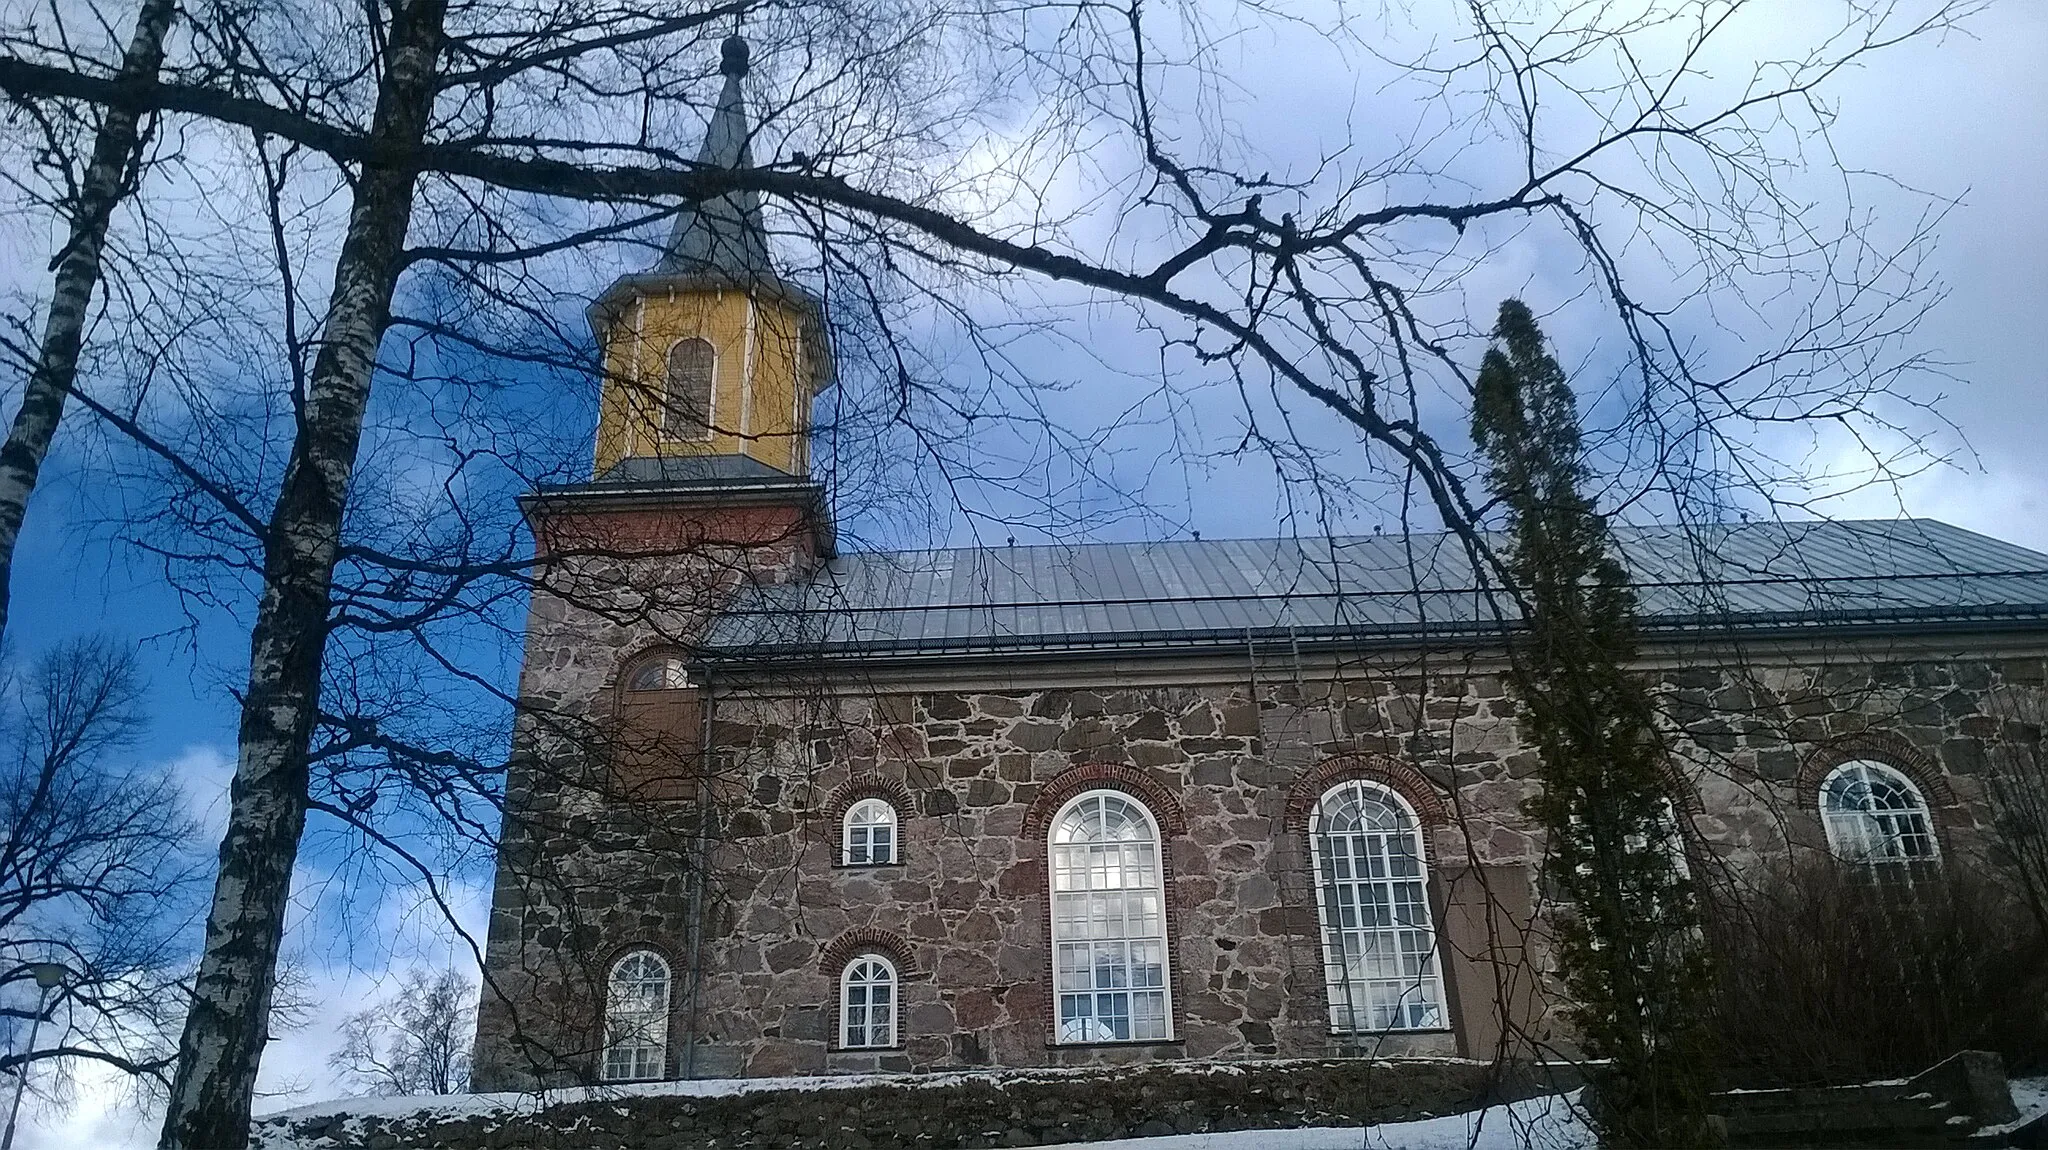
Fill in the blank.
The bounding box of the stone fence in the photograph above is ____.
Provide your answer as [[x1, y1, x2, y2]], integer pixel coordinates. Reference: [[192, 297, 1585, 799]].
[[1712, 1051, 2027, 1148], [253, 1057, 1556, 1150]]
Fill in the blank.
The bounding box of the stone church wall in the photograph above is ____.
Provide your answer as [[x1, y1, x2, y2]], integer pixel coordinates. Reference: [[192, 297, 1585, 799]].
[[472, 538, 2048, 1092], [671, 646, 2033, 1080]]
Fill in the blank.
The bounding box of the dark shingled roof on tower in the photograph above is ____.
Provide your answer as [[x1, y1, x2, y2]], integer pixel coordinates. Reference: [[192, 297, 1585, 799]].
[[698, 518, 2048, 664]]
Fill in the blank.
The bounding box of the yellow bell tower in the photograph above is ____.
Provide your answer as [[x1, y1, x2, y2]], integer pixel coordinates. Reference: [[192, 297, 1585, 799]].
[[586, 35, 832, 484]]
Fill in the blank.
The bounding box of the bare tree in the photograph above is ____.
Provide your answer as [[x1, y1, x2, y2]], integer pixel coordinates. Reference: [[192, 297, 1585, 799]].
[[328, 968, 473, 1096], [0, 0, 177, 648], [0, 1, 1990, 1144], [0, 636, 197, 1101]]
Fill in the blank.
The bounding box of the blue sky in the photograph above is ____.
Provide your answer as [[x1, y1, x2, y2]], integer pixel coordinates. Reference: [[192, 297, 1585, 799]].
[[3, 1, 2046, 1146]]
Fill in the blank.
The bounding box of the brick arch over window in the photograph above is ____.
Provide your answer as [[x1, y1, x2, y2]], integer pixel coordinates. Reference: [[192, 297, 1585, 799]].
[[819, 927, 919, 979], [824, 773, 916, 829], [612, 646, 695, 702], [596, 938, 679, 981], [1797, 731, 1957, 817], [1021, 763, 1188, 842], [1019, 766, 1187, 1041], [1283, 754, 1448, 835], [1660, 764, 1707, 816]]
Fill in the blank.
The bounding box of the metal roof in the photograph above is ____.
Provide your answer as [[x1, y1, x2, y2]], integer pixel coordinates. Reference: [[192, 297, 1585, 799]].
[[699, 518, 2048, 664], [657, 36, 775, 283]]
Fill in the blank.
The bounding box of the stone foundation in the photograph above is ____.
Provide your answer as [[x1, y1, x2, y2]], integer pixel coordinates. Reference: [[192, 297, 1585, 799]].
[[254, 1058, 1557, 1150]]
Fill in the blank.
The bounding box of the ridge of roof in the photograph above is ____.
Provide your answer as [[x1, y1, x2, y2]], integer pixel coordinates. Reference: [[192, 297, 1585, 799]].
[[697, 518, 2048, 662], [802, 517, 2032, 566]]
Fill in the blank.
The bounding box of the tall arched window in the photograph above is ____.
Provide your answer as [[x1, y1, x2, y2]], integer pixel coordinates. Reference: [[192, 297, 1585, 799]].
[[1820, 760, 1939, 863], [1049, 791, 1172, 1044], [839, 954, 897, 1048], [602, 949, 671, 1081], [842, 798, 898, 865], [663, 337, 715, 439], [1309, 780, 1445, 1032]]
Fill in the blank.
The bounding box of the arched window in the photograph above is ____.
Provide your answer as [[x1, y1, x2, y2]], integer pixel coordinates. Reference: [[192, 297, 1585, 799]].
[[842, 798, 897, 865], [1049, 791, 1172, 1044], [626, 655, 690, 692], [1820, 760, 1939, 863], [663, 337, 715, 438], [602, 949, 671, 1081], [839, 954, 897, 1048], [1309, 780, 1445, 1032]]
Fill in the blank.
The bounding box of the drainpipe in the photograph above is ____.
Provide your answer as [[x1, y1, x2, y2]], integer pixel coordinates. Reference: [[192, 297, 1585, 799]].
[[681, 668, 714, 1078]]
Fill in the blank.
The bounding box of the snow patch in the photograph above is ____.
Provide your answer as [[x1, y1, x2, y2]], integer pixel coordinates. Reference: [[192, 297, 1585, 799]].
[[1974, 1075, 2048, 1142], [1030, 1092, 1595, 1150]]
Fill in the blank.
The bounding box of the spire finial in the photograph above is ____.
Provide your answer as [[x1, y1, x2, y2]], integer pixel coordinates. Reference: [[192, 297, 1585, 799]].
[[651, 33, 772, 279]]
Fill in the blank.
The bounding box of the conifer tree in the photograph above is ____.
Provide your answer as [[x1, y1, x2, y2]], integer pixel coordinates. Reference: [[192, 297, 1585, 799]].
[[1472, 300, 1719, 1147]]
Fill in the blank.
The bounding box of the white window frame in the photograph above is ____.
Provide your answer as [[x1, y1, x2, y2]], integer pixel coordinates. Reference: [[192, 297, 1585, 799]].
[[1819, 760, 1940, 864], [838, 953, 898, 1049], [1048, 790, 1174, 1045], [1308, 779, 1447, 1033], [662, 337, 716, 440], [841, 798, 898, 866], [602, 948, 671, 1081]]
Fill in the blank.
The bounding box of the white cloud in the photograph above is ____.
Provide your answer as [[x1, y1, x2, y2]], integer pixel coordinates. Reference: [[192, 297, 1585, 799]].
[[169, 744, 239, 843]]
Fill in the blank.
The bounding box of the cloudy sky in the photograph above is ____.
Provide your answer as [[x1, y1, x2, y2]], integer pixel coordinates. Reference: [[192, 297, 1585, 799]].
[[2, 1, 2045, 1146]]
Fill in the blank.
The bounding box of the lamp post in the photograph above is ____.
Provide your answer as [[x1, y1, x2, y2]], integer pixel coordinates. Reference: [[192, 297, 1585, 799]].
[[1, 962, 70, 1150]]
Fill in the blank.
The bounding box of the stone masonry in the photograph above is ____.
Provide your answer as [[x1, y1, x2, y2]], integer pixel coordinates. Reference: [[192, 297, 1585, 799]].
[[474, 547, 2048, 1088]]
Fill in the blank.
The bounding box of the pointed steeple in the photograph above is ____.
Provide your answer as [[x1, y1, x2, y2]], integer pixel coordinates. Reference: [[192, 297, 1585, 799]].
[[582, 32, 833, 488], [657, 35, 775, 281]]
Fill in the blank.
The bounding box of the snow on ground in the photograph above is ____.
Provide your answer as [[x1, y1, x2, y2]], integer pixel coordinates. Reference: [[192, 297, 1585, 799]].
[[2011, 1076, 2048, 1117], [252, 1088, 1593, 1150], [1979, 1076, 2048, 1142], [1033, 1093, 1595, 1150], [249, 1070, 2047, 1150], [255, 1057, 1491, 1125]]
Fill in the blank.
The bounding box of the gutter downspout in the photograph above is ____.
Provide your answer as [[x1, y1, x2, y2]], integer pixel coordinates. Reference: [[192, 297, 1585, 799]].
[[681, 668, 714, 1078]]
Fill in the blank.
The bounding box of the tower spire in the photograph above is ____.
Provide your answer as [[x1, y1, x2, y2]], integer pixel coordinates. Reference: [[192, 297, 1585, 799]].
[[658, 35, 775, 281]]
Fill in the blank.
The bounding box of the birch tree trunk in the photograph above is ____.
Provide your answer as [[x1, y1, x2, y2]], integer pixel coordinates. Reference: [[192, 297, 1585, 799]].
[[0, 0, 178, 649], [156, 2, 447, 1146]]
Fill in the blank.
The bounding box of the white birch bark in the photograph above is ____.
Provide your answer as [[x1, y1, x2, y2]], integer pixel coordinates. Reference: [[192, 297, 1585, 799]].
[[0, 0, 178, 649], [155, 2, 449, 1146]]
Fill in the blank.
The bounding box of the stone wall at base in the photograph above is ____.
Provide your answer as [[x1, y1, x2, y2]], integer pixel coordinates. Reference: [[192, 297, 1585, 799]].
[[254, 1058, 1555, 1150]]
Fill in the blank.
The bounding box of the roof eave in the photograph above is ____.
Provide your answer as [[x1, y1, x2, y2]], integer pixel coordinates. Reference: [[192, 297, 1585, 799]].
[[693, 608, 2048, 670]]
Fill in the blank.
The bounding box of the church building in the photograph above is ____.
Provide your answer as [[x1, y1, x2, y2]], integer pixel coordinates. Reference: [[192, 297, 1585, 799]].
[[470, 37, 2048, 1089]]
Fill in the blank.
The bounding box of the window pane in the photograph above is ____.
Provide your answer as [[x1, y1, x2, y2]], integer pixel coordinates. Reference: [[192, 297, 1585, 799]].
[[664, 339, 714, 437], [1310, 782, 1445, 1034], [1050, 792, 1172, 1044], [841, 955, 897, 1048], [1820, 762, 1939, 865], [603, 950, 670, 1080], [844, 800, 898, 865]]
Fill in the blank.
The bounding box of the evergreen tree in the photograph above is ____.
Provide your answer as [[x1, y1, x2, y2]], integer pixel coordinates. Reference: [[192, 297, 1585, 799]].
[[1472, 300, 1719, 1147]]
